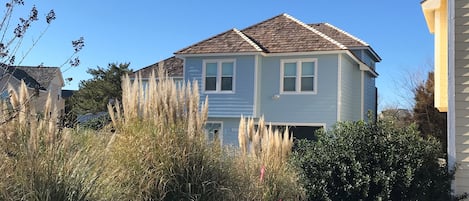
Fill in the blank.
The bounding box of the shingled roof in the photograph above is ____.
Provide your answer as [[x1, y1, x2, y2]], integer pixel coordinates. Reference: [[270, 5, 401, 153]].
[[131, 56, 183, 79], [1, 65, 60, 90], [175, 13, 379, 59], [176, 29, 263, 54]]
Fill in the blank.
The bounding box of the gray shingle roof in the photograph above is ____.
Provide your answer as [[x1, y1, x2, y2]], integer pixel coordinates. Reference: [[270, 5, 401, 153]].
[[131, 56, 183, 79], [14, 66, 59, 89], [1, 65, 60, 90], [174, 13, 379, 58]]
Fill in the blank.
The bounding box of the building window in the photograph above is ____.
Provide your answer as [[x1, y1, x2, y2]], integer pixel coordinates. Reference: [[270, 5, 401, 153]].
[[281, 59, 317, 94], [203, 60, 235, 92], [205, 122, 223, 143], [0, 90, 9, 100]]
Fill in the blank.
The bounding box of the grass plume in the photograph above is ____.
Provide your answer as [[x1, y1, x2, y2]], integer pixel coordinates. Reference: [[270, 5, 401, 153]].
[[0, 80, 107, 201]]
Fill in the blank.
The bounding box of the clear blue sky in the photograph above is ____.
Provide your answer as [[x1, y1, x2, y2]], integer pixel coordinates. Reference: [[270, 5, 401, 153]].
[[14, 0, 433, 111]]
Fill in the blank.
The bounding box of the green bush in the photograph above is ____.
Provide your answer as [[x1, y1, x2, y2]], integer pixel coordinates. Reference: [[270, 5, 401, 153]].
[[292, 120, 455, 201]]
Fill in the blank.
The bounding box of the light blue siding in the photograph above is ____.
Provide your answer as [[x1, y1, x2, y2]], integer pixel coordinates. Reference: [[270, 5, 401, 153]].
[[339, 54, 362, 121], [259, 54, 339, 128], [207, 117, 241, 146], [351, 49, 376, 69], [363, 72, 377, 120], [184, 56, 256, 117]]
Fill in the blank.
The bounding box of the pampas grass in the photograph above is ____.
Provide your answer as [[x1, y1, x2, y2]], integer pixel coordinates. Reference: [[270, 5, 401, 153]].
[[1, 68, 306, 201], [106, 68, 238, 200], [236, 116, 304, 200], [0, 81, 107, 201]]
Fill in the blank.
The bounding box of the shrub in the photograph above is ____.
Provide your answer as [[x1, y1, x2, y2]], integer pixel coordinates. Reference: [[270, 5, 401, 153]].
[[292, 119, 455, 201]]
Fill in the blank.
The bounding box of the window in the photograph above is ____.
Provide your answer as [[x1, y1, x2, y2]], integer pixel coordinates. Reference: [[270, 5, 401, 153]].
[[205, 122, 223, 143], [281, 59, 317, 94], [203, 60, 235, 92], [1, 90, 9, 100]]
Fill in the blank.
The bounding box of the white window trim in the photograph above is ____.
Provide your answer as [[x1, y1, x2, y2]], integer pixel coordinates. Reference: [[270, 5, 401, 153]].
[[280, 58, 318, 94], [205, 121, 223, 144], [202, 59, 236, 93]]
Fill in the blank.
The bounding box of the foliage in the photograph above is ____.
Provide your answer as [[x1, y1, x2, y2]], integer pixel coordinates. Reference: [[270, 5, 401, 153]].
[[292, 119, 455, 201], [413, 71, 447, 156], [0, 81, 107, 201], [70, 62, 132, 115], [378, 108, 413, 128]]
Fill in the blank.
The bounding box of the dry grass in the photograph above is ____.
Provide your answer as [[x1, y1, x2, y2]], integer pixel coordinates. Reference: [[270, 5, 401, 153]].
[[0, 81, 107, 201], [236, 116, 305, 200], [105, 68, 239, 200], [0, 68, 306, 200], [106, 68, 305, 200]]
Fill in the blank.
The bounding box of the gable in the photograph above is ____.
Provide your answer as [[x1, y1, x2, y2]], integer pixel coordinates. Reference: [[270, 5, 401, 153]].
[[176, 29, 263, 55], [241, 14, 344, 53]]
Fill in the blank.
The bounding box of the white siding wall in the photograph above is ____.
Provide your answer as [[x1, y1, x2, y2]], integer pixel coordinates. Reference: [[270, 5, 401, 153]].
[[454, 0, 469, 194]]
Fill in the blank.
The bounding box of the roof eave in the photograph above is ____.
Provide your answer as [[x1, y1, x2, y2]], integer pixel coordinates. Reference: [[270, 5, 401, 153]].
[[345, 51, 379, 77], [421, 0, 443, 33], [348, 46, 382, 62]]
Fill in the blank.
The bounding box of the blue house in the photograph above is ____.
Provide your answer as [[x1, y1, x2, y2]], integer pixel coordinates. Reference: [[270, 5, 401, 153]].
[[136, 14, 381, 145]]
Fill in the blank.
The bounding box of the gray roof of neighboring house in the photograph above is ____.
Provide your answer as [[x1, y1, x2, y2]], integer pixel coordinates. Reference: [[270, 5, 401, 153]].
[[130, 56, 183, 79], [0, 65, 60, 90], [175, 13, 381, 62]]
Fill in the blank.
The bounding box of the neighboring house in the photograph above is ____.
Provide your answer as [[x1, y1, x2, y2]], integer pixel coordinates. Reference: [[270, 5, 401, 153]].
[[136, 14, 381, 145], [0, 65, 65, 118], [422, 0, 469, 195]]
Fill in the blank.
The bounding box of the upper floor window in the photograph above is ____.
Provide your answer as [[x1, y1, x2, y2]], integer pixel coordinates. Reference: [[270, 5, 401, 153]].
[[203, 59, 235, 92], [280, 59, 317, 94]]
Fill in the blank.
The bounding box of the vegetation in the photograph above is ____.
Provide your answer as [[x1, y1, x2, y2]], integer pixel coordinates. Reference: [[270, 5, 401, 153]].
[[70, 63, 132, 115], [0, 82, 107, 201], [104, 70, 304, 200], [1, 69, 303, 200], [413, 71, 447, 156], [292, 119, 454, 201]]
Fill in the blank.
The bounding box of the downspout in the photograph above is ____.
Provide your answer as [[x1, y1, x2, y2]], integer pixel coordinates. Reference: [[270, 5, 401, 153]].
[[447, 0, 456, 192]]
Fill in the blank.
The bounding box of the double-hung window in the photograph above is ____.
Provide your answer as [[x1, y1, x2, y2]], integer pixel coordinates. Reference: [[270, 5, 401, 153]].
[[203, 60, 235, 92], [281, 59, 317, 94]]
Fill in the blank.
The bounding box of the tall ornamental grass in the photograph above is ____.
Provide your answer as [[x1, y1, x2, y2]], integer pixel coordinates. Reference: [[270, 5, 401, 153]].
[[105, 69, 305, 200], [106, 69, 239, 200], [0, 81, 107, 201], [236, 116, 305, 200]]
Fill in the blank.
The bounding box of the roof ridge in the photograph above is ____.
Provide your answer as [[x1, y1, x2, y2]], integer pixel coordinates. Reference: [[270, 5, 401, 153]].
[[282, 14, 347, 50], [323, 23, 369, 46], [232, 28, 263, 52]]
